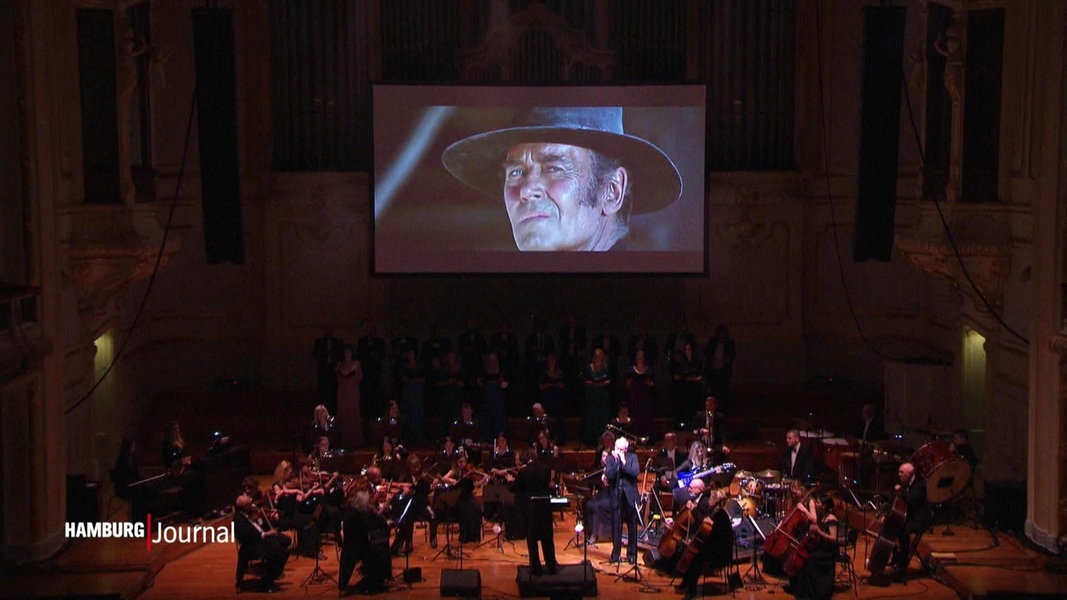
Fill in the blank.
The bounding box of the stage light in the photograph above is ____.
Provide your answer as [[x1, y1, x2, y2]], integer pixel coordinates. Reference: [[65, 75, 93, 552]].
[[574, 522, 584, 533]]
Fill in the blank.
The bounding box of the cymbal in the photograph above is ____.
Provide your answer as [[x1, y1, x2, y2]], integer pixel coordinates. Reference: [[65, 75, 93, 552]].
[[754, 469, 781, 480]]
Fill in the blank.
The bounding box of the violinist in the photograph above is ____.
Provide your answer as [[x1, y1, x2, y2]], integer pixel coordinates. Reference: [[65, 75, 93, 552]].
[[234, 493, 290, 593], [389, 454, 434, 555], [784, 494, 838, 600], [270, 460, 322, 559], [363, 465, 394, 515], [372, 437, 403, 478], [437, 453, 485, 543], [299, 451, 342, 535], [677, 489, 733, 600]]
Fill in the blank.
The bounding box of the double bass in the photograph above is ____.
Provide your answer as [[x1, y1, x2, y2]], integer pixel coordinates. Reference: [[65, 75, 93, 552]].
[[866, 494, 908, 575]]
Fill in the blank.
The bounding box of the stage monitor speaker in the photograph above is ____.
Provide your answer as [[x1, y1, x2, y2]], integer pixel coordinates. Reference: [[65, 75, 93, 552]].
[[192, 7, 244, 265], [403, 567, 422, 583], [441, 568, 481, 599], [853, 5, 906, 262]]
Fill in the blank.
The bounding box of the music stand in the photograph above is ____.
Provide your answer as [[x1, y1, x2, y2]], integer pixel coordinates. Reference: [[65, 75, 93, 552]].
[[740, 514, 768, 588], [391, 496, 417, 589], [301, 527, 337, 588], [561, 474, 593, 550], [477, 484, 515, 553], [429, 488, 466, 561]]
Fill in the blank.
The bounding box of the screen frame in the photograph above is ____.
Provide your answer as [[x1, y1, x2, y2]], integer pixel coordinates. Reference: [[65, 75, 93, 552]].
[[370, 83, 710, 277]]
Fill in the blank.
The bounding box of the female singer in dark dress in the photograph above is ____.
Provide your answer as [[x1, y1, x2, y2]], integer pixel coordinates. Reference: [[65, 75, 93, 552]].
[[582, 348, 613, 447], [538, 354, 567, 443], [624, 349, 656, 439]]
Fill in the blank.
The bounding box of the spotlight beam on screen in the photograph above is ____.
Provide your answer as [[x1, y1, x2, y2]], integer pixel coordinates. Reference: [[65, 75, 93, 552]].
[[374, 105, 454, 221]]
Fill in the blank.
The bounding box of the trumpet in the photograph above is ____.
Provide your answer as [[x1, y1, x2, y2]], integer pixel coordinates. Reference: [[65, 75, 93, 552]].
[[605, 424, 649, 447]]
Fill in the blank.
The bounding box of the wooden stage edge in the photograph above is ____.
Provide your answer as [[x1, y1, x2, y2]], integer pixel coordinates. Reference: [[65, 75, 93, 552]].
[[4, 511, 1067, 600]]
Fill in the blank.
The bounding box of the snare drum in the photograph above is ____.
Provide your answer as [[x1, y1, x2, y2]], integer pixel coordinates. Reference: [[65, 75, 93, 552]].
[[910, 440, 971, 504]]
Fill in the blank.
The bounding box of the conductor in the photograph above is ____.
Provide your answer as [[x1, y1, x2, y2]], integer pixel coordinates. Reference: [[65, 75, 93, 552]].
[[605, 436, 640, 564], [510, 448, 558, 576]]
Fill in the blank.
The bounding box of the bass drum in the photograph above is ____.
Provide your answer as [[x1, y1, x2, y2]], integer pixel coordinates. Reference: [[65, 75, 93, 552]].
[[910, 440, 970, 504]]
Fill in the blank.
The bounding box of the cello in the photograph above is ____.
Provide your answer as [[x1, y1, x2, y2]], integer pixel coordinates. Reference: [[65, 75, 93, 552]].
[[675, 516, 714, 575], [866, 494, 907, 575], [658, 493, 702, 559], [763, 487, 814, 560]]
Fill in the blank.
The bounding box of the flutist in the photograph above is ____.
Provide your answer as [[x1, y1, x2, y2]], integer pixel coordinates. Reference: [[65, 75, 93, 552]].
[[605, 437, 640, 564]]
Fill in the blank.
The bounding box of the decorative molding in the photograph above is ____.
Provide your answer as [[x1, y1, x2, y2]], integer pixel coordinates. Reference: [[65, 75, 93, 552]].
[[61, 205, 181, 323], [895, 201, 1014, 311], [457, 1, 616, 81]]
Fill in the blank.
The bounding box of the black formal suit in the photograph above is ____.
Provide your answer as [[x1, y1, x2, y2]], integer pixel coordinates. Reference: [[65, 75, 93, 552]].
[[858, 415, 887, 443], [605, 450, 640, 562], [679, 497, 734, 596], [781, 442, 816, 482], [510, 460, 557, 574], [235, 511, 290, 588], [893, 476, 929, 569], [339, 505, 391, 593]]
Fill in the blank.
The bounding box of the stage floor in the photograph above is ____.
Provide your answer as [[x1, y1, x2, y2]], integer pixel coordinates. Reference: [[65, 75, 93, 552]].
[[6, 508, 1064, 600]]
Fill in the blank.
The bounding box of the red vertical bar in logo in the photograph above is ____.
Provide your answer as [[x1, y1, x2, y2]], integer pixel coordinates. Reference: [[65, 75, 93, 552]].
[[146, 513, 152, 552]]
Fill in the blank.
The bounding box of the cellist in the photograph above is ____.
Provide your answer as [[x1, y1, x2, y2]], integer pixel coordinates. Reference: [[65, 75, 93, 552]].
[[784, 494, 839, 600], [676, 489, 733, 600]]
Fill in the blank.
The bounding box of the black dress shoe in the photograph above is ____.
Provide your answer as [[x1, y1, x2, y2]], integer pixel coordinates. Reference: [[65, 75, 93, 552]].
[[627, 556, 637, 565], [608, 556, 621, 564]]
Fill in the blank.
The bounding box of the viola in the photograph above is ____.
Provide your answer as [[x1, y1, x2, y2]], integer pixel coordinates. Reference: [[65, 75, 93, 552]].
[[866, 494, 907, 575]]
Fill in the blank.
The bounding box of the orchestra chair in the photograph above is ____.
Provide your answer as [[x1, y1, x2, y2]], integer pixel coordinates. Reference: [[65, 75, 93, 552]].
[[835, 526, 860, 597], [234, 539, 262, 593]]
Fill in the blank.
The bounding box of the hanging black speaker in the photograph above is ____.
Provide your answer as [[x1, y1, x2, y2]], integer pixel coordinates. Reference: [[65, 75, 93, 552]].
[[192, 7, 244, 264], [853, 6, 906, 262]]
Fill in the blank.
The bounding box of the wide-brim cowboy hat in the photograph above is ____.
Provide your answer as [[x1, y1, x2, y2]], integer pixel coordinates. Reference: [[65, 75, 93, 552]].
[[442, 106, 682, 214]]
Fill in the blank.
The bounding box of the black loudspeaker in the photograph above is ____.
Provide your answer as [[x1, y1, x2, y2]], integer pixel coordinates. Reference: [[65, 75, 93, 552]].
[[402, 567, 422, 583], [192, 8, 244, 265], [853, 6, 906, 262], [440, 568, 481, 599]]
